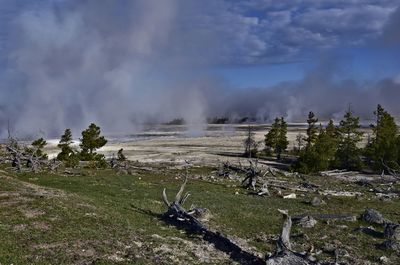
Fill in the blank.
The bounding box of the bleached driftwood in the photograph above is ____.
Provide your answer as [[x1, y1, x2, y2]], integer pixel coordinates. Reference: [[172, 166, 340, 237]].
[[266, 209, 316, 265]]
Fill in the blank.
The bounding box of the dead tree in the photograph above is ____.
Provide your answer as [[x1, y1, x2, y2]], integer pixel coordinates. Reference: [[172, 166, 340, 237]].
[[381, 159, 400, 182], [241, 160, 261, 190], [6, 145, 23, 172], [160, 176, 332, 264], [266, 209, 316, 265], [161, 175, 265, 264], [5, 140, 43, 173], [162, 174, 205, 232], [217, 161, 231, 178]]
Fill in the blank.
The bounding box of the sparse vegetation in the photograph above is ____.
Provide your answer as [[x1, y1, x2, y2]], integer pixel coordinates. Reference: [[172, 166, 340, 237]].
[[165, 118, 185, 125], [57, 128, 79, 167], [26, 137, 48, 159], [365, 104, 399, 173], [264, 117, 288, 160], [117, 148, 127, 161], [333, 107, 364, 171], [243, 125, 258, 158], [1, 105, 400, 264], [79, 123, 108, 166]]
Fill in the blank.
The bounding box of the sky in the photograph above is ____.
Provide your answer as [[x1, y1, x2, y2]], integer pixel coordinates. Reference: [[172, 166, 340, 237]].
[[0, 0, 399, 137]]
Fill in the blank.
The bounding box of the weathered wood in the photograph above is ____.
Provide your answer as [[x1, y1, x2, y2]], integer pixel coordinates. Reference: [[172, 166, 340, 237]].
[[266, 209, 316, 265], [292, 213, 357, 222], [161, 171, 264, 264], [257, 182, 270, 196], [384, 223, 400, 240]]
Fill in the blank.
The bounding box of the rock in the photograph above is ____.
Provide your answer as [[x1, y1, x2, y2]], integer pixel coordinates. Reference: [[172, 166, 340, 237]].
[[384, 223, 400, 240], [361, 208, 391, 225], [298, 216, 317, 228], [322, 243, 336, 253], [379, 256, 389, 264], [257, 183, 270, 196], [265, 251, 312, 265], [356, 226, 384, 238], [190, 207, 212, 222], [310, 197, 325, 206], [377, 240, 400, 251], [283, 193, 296, 199]]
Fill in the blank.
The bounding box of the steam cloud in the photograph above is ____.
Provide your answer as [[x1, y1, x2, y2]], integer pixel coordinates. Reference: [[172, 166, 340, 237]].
[[0, 1, 399, 138]]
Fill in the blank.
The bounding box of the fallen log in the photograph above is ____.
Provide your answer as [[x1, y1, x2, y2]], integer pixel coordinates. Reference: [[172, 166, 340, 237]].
[[292, 213, 357, 222], [160, 172, 329, 264], [161, 174, 264, 264]]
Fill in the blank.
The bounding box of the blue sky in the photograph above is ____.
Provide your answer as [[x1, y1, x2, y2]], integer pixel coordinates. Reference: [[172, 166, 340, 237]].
[[0, 0, 400, 135], [216, 45, 400, 89]]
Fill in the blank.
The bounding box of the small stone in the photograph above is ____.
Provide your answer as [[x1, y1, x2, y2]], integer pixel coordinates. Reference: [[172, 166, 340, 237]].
[[361, 208, 391, 225], [322, 243, 336, 253], [311, 197, 326, 206], [298, 215, 317, 228], [283, 193, 296, 199], [379, 256, 389, 264]]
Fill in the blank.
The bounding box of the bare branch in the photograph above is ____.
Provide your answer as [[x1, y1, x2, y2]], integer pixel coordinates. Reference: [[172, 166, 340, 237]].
[[162, 188, 170, 207]]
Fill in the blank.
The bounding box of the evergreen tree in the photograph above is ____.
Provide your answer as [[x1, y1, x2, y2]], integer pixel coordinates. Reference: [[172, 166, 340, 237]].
[[306, 111, 318, 148], [313, 120, 338, 171], [265, 118, 279, 155], [57, 129, 74, 160], [364, 105, 398, 171], [294, 119, 338, 173], [117, 148, 127, 161], [397, 135, 400, 168], [57, 129, 79, 167], [26, 138, 48, 159], [265, 117, 288, 160], [276, 117, 289, 160], [80, 123, 107, 161], [334, 108, 363, 170], [243, 125, 258, 158]]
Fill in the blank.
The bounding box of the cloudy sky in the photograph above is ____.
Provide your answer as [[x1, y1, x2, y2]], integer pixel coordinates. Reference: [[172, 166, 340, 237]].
[[0, 0, 399, 137]]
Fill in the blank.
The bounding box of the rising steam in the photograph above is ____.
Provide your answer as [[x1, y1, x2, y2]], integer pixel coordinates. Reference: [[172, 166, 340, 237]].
[[0, 1, 399, 138]]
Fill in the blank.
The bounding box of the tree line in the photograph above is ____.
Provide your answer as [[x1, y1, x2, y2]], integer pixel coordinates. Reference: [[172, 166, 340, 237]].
[[245, 104, 400, 174], [23, 123, 126, 169]]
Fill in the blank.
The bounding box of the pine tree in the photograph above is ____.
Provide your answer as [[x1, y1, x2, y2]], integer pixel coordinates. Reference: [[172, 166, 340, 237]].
[[306, 111, 318, 148], [80, 123, 107, 161], [243, 125, 258, 158], [26, 138, 48, 159], [364, 105, 398, 171], [276, 117, 289, 160], [57, 129, 74, 160], [334, 108, 363, 170], [265, 118, 279, 155], [264, 117, 288, 160], [294, 119, 339, 173], [313, 120, 338, 171]]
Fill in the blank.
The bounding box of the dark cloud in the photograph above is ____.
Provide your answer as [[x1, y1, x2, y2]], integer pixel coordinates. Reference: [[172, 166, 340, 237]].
[[0, 0, 399, 137], [382, 6, 400, 44]]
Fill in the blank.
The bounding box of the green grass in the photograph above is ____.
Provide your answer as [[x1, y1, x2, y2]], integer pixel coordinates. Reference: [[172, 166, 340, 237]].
[[0, 165, 399, 264]]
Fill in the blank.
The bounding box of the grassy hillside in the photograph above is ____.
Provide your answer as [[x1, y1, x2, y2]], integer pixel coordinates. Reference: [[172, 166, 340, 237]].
[[0, 165, 399, 264]]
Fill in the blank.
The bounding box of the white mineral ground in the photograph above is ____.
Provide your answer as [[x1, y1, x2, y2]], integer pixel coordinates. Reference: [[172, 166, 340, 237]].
[[43, 124, 371, 166]]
